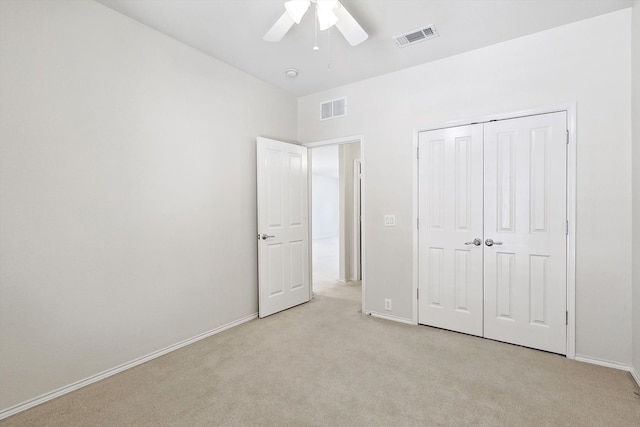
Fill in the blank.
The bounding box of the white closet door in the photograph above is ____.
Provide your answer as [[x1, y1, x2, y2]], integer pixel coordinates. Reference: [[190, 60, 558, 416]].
[[418, 124, 484, 336], [483, 112, 567, 354]]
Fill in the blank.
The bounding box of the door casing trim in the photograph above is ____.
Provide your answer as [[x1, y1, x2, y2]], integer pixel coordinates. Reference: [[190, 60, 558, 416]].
[[412, 103, 577, 359]]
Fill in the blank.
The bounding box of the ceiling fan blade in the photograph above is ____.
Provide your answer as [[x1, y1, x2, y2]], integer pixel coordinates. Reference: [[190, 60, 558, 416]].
[[263, 12, 295, 42], [285, 0, 310, 24], [333, 1, 368, 46]]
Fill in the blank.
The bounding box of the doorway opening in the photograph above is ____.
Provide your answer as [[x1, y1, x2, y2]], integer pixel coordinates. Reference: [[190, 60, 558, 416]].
[[309, 140, 362, 304]]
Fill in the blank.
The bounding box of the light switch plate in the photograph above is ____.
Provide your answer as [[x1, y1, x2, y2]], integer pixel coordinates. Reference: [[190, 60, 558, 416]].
[[384, 215, 396, 227]]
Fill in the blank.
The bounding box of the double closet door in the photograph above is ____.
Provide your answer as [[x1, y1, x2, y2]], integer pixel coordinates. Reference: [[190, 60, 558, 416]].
[[418, 112, 567, 354]]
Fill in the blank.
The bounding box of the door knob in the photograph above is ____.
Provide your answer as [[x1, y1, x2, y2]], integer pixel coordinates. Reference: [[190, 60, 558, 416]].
[[464, 238, 482, 246], [485, 238, 502, 247], [261, 233, 276, 240]]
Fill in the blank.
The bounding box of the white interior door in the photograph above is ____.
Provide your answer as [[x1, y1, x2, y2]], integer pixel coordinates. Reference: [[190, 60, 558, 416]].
[[257, 137, 310, 318], [418, 124, 484, 336], [483, 112, 567, 354]]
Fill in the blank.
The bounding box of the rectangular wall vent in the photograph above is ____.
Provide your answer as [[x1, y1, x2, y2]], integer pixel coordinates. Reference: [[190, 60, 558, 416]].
[[393, 24, 439, 47], [320, 97, 347, 120]]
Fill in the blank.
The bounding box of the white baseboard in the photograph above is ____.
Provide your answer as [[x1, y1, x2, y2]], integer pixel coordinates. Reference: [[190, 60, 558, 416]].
[[631, 367, 640, 388], [312, 235, 338, 240], [574, 355, 635, 376], [0, 313, 258, 421], [367, 311, 414, 325]]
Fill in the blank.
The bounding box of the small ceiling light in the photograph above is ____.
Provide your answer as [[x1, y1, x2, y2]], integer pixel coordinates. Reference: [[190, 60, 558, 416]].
[[285, 68, 299, 78]]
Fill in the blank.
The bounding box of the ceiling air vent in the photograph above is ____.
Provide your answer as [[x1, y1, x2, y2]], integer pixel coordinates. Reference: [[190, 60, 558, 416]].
[[320, 97, 347, 121], [393, 24, 439, 47]]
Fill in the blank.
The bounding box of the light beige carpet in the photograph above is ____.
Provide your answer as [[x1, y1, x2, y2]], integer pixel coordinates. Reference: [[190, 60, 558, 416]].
[[312, 235, 362, 303], [3, 286, 640, 426], [314, 280, 362, 302], [312, 236, 340, 291]]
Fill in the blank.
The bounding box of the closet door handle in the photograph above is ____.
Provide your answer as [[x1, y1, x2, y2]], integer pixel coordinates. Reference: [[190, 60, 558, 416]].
[[485, 239, 502, 247], [464, 238, 482, 246]]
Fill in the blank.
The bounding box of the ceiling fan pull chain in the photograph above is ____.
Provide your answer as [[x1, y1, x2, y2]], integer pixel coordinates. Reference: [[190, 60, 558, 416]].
[[313, 5, 319, 51], [327, 26, 331, 71]]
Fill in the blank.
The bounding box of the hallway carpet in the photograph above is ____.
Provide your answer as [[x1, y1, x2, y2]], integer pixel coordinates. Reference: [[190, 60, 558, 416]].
[[312, 236, 340, 291]]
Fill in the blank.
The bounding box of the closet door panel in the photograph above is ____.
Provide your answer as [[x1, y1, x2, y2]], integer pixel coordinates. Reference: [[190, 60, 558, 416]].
[[418, 124, 484, 336], [483, 112, 567, 354]]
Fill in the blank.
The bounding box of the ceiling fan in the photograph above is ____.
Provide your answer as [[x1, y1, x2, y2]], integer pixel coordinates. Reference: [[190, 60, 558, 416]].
[[263, 0, 368, 46]]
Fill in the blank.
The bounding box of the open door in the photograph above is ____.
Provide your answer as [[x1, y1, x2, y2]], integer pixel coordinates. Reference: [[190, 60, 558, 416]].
[[257, 137, 310, 317]]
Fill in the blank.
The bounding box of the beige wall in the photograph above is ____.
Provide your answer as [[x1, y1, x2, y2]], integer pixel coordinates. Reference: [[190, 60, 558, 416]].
[[298, 10, 633, 365], [632, 0, 640, 378], [0, 0, 296, 410]]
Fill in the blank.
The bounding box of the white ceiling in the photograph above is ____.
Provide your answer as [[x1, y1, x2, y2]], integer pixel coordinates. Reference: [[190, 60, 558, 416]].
[[95, 0, 632, 96]]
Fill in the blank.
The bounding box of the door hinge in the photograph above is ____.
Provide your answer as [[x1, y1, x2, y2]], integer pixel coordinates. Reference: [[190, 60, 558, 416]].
[[566, 220, 569, 235], [566, 130, 569, 145], [417, 147, 419, 159], [417, 288, 419, 300], [417, 218, 420, 230], [566, 311, 568, 325]]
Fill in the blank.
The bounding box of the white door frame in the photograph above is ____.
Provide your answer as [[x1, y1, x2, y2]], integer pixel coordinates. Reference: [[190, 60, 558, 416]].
[[352, 159, 362, 281], [304, 135, 365, 314], [412, 103, 577, 359]]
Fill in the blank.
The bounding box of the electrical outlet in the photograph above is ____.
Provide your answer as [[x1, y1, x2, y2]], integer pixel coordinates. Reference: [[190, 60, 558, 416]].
[[384, 299, 392, 311], [384, 215, 396, 227]]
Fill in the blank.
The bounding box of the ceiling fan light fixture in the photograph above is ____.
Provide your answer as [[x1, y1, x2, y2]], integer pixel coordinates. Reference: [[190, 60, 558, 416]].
[[317, 9, 338, 30], [316, 0, 338, 9], [285, 0, 310, 24], [264, 0, 367, 46], [316, 0, 339, 30]]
